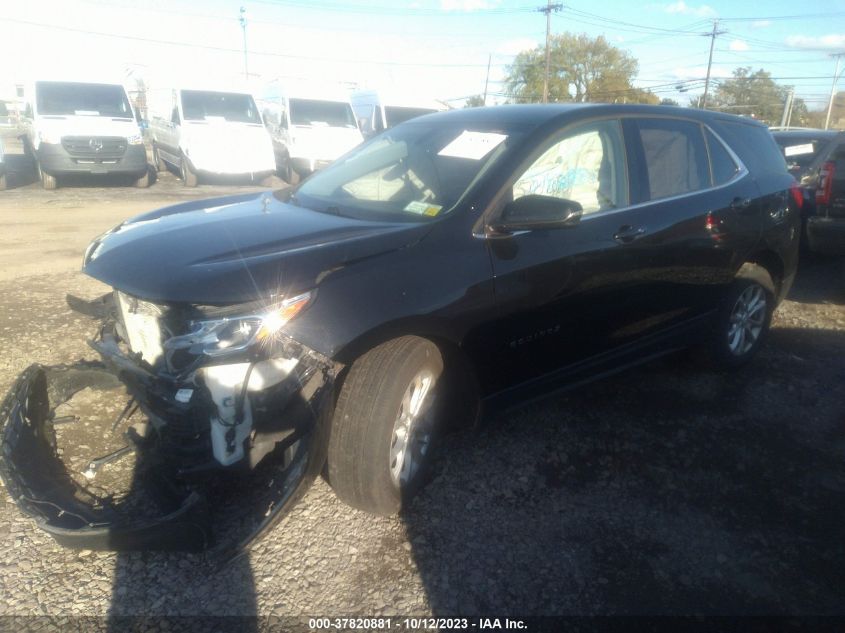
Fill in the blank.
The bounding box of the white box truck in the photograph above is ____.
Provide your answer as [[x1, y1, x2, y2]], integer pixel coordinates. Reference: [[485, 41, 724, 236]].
[[350, 90, 449, 138], [148, 87, 276, 187], [258, 82, 363, 184], [20, 80, 149, 190]]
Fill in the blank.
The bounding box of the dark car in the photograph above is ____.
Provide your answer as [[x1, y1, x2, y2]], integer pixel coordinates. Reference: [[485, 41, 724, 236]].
[[0, 104, 800, 556], [772, 128, 845, 254]]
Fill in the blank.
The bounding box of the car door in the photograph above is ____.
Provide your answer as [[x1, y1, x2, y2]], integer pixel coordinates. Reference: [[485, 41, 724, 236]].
[[481, 115, 748, 398], [480, 117, 642, 395]]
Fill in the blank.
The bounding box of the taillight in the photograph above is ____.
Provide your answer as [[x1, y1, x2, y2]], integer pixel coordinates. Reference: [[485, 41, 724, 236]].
[[816, 161, 836, 206], [790, 182, 804, 211]]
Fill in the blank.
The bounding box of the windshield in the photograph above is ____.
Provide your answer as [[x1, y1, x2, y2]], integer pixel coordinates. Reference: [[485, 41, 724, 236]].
[[181, 90, 261, 124], [289, 98, 357, 128], [290, 120, 524, 221], [36, 82, 133, 118], [384, 106, 438, 127]]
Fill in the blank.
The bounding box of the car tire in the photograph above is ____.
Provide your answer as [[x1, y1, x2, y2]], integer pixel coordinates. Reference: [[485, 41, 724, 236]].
[[701, 265, 775, 369], [327, 336, 444, 516], [180, 154, 198, 187], [153, 145, 167, 172], [134, 168, 150, 188], [283, 159, 300, 186], [39, 163, 57, 190]]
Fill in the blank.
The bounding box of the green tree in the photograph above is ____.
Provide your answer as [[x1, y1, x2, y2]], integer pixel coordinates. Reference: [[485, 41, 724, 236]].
[[660, 97, 679, 106], [464, 95, 485, 108], [504, 33, 652, 104], [708, 67, 798, 126]]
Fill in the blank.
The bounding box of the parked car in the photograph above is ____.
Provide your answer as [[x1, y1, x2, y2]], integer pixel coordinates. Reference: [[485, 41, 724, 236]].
[[0, 104, 800, 555], [259, 82, 363, 184], [148, 87, 275, 187], [772, 128, 845, 255], [350, 89, 448, 138], [20, 80, 149, 190]]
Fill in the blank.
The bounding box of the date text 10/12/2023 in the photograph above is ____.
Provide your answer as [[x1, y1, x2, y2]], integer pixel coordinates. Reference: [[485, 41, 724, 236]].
[[308, 617, 529, 630]]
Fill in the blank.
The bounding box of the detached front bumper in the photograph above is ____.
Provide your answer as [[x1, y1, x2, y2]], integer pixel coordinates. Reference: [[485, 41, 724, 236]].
[[0, 312, 335, 556]]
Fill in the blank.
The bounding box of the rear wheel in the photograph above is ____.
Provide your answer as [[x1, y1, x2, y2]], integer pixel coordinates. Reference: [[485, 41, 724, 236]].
[[283, 158, 300, 186], [327, 336, 444, 516], [180, 154, 198, 187], [700, 267, 775, 368]]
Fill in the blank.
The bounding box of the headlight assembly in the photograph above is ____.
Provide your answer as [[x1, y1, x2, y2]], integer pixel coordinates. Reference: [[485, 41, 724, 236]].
[[164, 292, 312, 357]]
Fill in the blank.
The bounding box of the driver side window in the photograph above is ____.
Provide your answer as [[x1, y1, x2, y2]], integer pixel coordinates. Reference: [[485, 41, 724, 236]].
[[513, 119, 628, 214]]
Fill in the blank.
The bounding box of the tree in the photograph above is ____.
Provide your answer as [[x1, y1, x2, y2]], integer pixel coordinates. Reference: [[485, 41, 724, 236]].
[[707, 67, 801, 126], [464, 95, 485, 108], [660, 97, 679, 106], [504, 33, 655, 104]]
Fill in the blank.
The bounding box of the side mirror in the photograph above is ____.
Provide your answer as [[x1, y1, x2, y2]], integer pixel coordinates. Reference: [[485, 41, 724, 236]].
[[491, 194, 583, 233]]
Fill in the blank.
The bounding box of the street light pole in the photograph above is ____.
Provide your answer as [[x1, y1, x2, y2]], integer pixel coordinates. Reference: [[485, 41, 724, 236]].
[[239, 6, 249, 81], [825, 53, 844, 130]]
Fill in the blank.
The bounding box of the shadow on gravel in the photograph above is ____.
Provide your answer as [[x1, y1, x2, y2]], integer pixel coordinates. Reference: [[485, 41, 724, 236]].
[[788, 255, 845, 305], [402, 327, 845, 616]]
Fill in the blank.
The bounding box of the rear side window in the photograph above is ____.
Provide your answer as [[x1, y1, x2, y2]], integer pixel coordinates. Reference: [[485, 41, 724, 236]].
[[715, 120, 787, 176], [705, 129, 739, 185], [634, 119, 709, 201]]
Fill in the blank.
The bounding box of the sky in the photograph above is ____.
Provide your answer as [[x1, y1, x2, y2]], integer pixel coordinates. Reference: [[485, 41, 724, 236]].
[[1, 0, 845, 110]]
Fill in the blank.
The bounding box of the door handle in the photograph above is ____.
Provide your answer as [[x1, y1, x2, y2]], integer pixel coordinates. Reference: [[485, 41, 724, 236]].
[[613, 225, 646, 243], [730, 197, 752, 210]]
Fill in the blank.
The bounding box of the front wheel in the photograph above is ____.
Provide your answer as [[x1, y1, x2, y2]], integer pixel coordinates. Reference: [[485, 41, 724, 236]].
[[327, 336, 444, 516], [38, 163, 57, 190], [180, 154, 198, 187], [701, 269, 775, 368], [134, 168, 150, 188]]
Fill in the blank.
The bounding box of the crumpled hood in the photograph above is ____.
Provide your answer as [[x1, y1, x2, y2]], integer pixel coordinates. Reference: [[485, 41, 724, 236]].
[[83, 191, 428, 304]]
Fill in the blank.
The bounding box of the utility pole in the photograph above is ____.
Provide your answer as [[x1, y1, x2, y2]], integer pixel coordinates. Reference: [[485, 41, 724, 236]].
[[780, 88, 794, 128], [701, 19, 726, 109], [825, 53, 844, 130], [538, 2, 563, 104], [239, 6, 249, 81], [483, 53, 491, 106]]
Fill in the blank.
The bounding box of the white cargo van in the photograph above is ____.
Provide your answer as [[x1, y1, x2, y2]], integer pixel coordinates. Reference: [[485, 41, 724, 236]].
[[259, 83, 363, 184], [350, 90, 449, 138], [20, 80, 149, 190], [148, 88, 275, 187]]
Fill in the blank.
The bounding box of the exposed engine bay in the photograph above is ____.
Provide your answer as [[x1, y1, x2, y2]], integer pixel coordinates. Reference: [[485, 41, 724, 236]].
[[0, 291, 336, 557]]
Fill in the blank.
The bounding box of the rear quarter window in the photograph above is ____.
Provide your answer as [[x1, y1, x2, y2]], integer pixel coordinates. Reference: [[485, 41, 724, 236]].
[[713, 120, 787, 176], [705, 128, 739, 185]]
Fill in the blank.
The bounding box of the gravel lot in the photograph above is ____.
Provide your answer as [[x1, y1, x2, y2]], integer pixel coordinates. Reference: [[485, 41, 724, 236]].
[[1, 139, 844, 620]]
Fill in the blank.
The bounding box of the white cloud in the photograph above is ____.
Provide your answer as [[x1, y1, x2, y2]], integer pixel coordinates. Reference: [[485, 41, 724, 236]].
[[729, 39, 749, 51], [496, 38, 538, 56], [439, 0, 500, 11], [751, 20, 772, 29], [786, 33, 845, 50], [663, 1, 716, 17]]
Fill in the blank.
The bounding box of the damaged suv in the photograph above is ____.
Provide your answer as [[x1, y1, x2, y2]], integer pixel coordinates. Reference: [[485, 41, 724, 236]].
[[0, 105, 800, 556]]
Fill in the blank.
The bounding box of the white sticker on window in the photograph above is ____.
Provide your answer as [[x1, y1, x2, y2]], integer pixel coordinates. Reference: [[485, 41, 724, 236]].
[[404, 201, 443, 216], [438, 131, 507, 160], [784, 143, 815, 157]]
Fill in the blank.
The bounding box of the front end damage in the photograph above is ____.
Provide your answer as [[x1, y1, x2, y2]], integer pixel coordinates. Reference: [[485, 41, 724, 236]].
[[0, 291, 336, 557]]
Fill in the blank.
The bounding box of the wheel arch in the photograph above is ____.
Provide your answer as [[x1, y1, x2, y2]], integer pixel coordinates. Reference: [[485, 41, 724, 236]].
[[739, 250, 782, 296]]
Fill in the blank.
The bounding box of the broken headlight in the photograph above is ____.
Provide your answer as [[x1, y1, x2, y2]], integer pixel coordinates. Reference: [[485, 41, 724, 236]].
[[165, 291, 312, 358]]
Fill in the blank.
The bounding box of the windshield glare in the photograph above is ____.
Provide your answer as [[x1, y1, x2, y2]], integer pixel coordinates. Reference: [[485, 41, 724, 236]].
[[36, 82, 133, 118], [181, 90, 261, 124], [289, 99, 357, 128], [292, 121, 522, 221]]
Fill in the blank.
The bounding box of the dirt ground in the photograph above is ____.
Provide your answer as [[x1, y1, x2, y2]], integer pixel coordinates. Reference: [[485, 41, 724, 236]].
[[0, 138, 844, 620]]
